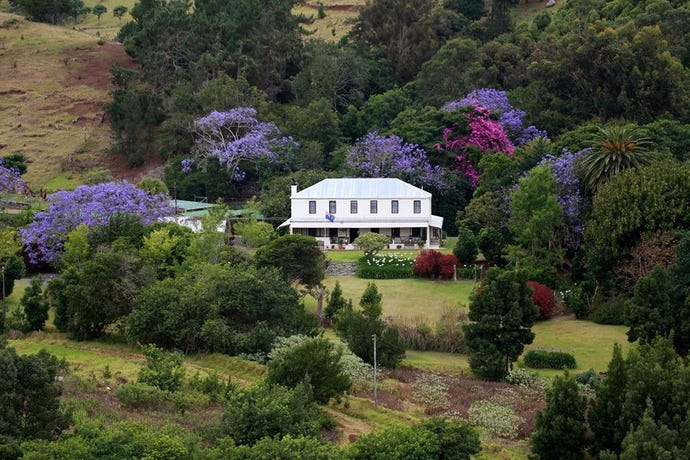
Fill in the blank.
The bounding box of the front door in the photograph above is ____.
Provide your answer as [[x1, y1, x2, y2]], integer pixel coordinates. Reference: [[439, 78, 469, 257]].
[[349, 228, 359, 244]]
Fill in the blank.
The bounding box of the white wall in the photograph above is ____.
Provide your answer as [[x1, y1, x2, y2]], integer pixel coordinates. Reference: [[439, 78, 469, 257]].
[[291, 197, 432, 221]]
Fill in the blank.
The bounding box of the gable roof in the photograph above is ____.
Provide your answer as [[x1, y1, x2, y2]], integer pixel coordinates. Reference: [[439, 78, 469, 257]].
[[294, 178, 431, 199]]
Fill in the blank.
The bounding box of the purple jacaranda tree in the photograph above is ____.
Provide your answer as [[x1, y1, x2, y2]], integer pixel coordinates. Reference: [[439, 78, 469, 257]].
[[189, 107, 296, 181], [0, 158, 27, 194], [443, 88, 547, 146], [20, 181, 171, 265], [345, 132, 448, 189], [540, 149, 588, 250]]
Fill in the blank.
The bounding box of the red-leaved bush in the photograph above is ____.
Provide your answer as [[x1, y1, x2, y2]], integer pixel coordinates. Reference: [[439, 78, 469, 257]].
[[413, 250, 458, 280], [526, 281, 555, 320]]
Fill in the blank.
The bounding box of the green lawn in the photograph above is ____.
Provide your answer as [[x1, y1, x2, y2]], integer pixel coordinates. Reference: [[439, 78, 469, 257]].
[[521, 316, 632, 376], [319, 276, 476, 322]]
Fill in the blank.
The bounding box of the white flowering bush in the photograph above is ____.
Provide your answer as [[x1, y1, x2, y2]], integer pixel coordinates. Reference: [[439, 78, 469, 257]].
[[413, 373, 450, 413], [356, 254, 414, 279], [468, 400, 525, 439]]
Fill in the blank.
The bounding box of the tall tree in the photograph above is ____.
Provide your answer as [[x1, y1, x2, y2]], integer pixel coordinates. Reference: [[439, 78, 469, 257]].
[[463, 268, 538, 380], [531, 373, 587, 460]]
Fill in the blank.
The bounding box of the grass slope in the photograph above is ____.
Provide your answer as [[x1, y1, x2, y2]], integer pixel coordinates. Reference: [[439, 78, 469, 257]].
[[0, 12, 135, 189]]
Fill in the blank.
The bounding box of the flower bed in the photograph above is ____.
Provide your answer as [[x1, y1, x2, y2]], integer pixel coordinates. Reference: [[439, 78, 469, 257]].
[[356, 254, 414, 279]]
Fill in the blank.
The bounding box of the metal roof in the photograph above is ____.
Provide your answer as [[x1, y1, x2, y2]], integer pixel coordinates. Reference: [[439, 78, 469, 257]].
[[294, 178, 431, 199]]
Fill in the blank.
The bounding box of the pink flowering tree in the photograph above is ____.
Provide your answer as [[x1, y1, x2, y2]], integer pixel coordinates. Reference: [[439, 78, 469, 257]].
[[187, 107, 296, 181], [436, 106, 515, 189], [20, 181, 171, 265]]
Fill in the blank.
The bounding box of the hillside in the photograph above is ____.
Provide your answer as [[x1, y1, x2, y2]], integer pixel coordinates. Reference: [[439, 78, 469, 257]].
[[0, 12, 155, 190]]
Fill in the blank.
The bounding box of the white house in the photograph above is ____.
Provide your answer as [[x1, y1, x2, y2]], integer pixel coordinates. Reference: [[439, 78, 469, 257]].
[[279, 178, 444, 249]]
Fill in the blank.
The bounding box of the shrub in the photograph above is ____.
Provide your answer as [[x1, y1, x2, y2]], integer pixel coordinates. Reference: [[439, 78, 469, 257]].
[[413, 250, 458, 280], [526, 280, 555, 319], [325, 280, 351, 320], [454, 225, 478, 264], [523, 350, 577, 369], [267, 336, 351, 404], [232, 220, 275, 248], [188, 372, 235, 403], [220, 382, 323, 446], [353, 232, 390, 255], [563, 285, 590, 319], [137, 344, 185, 392], [467, 400, 524, 439], [574, 368, 601, 388], [117, 383, 168, 408], [591, 294, 627, 325], [356, 254, 413, 279]]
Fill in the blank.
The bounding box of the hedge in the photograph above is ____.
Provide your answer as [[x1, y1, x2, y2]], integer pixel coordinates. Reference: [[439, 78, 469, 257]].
[[356, 254, 413, 279], [523, 350, 577, 369]]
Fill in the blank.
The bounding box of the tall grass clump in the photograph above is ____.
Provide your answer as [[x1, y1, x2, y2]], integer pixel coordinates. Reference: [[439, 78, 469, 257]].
[[392, 305, 468, 352]]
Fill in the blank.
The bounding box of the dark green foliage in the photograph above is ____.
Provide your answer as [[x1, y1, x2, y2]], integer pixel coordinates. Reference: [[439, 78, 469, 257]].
[[0, 345, 71, 444], [476, 226, 506, 266], [325, 280, 351, 321], [60, 245, 150, 340], [444, 0, 484, 21], [254, 234, 326, 289], [335, 282, 405, 368], [563, 284, 590, 319], [531, 373, 587, 460], [619, 402, 690, 460], [592, 295, 627, 325], [454, 225, 478, 264], [1, 154, 27, 175], [0, 254, 25, 301], [464, 268, 538, 380], [20, 277, 48, 332], [137, 344, 185, 392], [127, 263, 315, 355], [624, 265, 690, 354], [523, 350, 577, 370], [590, 339, 690, 456], [106, 65, 164, 167], [267, 337, 351, 404], [589, 343, 627, 455], [220, 382, 323, 446], [348, 418, 480, 459]]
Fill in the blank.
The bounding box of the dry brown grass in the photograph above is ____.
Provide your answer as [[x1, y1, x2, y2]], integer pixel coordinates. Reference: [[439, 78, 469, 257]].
[[0, 12, 136, 188]]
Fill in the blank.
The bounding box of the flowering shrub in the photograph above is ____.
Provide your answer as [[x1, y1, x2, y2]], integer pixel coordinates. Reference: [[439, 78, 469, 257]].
[[540, 149, 587, 249], [413, 373, 450, 414], [20, 181, 171, 265], [0, 158, 26, 194], [436, 106, 515, 188], [345, 132, 448, 189], [467, 400, 525, 439], [443, 88, 547, 146], [357, 253, 414, 279], [526, 280, 555, 319], [190, 107, 296, 181], [413, 250, 458, 280]]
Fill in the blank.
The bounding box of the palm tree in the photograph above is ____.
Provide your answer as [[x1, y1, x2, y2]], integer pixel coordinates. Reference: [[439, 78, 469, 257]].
[[581, 125, 654, 194]]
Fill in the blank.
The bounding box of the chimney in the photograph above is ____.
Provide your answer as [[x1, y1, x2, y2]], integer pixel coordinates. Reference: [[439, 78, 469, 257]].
[[291, 179, 298, 197]]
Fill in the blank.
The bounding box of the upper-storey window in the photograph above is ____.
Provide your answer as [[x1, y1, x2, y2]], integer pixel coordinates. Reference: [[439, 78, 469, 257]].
[[413, 200, 421, 214], [309, 201, 316, 214], [391, 200, 399, 214], [370, 200, 378, 214], [329, 201, 337, 214], [350, 200, 358, 214]]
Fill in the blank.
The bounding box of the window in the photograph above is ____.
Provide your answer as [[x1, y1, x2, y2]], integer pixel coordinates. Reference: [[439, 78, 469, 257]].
[[391, 200, 399, 214], [370, 200, 378, 214], [309, 201, 316, 214], [329, 201, 336, 214], [413, 200, 421, 214], [350, 200, 358, 214]]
